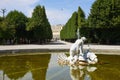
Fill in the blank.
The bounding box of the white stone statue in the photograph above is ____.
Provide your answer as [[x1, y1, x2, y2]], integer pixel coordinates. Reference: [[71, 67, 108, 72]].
[[57, 37, 98, 65], [57, 37, 98, 80], [69, 37, 86, 64], [58, 53, 97, 80]]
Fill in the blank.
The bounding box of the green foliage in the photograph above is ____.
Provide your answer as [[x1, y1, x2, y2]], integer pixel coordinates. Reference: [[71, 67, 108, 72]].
[[61, 0, 120, 44], [78, 6, 85, 28], [0, 20, 15, 39], [88, 0, 120, 28], [5, 10, 28, 43], [60, 6, 85, 42], [0, 16, 3, 21], [60, 12, 78, 41], [27, 5, 52, 43], [85, 0, 120, 44], [0, 5, 52, 44], [0, 11, 27, 44]]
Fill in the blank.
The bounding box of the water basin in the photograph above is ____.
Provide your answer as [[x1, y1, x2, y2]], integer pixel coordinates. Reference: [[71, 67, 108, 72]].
[[0, 53, 120, 80]]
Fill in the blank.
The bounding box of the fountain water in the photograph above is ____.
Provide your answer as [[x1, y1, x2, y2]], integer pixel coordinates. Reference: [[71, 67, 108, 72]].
[[77, 28, 80, 39]]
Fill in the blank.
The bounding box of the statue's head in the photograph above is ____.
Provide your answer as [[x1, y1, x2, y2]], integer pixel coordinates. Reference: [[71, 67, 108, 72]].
[[81, 37, 86, 41]]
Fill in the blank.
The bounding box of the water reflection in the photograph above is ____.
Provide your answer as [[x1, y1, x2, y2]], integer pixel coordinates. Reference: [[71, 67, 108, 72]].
[[70, 65, 97, 80], [57, 54, 97, 80], [0, 53, 120, 80], [68, 54, 120, 80], [0, 54, 51, 80]]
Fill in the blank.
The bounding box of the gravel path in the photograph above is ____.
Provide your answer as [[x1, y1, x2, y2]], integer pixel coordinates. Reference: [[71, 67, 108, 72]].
[[0, 40, 120, 55]]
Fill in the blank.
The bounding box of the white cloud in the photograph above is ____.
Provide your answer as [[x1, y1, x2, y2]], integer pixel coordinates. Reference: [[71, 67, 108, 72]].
[[0, 0, 39, 17], [0, 0, 70, 25], [0, 0, 95, 25]]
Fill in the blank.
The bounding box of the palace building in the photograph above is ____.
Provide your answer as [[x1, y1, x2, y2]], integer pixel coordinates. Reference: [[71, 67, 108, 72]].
[[51, 24, 63, 40]]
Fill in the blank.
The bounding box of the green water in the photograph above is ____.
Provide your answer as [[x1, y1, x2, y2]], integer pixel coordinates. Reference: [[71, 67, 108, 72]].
[[0, 53, 120, 80]]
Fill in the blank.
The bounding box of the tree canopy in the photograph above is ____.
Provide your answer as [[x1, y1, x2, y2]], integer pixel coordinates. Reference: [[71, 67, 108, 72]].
[[88, 0, 120, 28], [60, 6, 85, 42], [27, 5, 52, 43], [0, 5, 52, 44], [85, 0, 120, 44]]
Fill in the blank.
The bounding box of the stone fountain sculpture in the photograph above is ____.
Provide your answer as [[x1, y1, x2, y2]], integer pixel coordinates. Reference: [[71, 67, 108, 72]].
[[58, 29, 98, 66], [57, 30, 98, 80]]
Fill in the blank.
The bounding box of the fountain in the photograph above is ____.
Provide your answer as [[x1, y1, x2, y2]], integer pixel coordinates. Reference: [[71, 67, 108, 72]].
[[57, 28, 98, 66], [57, 28, 98, 80]]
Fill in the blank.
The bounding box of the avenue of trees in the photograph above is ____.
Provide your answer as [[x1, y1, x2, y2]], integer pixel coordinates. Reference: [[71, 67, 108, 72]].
[[0, 5, 53, 44], [60, 7, 85, 42], [60, 0, 120, 44]]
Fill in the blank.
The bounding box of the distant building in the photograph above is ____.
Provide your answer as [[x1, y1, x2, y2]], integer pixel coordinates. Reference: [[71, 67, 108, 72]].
[[51, 24, 63, 40]]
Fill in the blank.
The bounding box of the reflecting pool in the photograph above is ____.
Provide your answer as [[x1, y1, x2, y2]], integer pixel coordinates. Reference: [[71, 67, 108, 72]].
[[0, 53, 120, 80]]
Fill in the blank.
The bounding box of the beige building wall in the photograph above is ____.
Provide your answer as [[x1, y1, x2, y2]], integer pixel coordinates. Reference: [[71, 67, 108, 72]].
[[51, 24, 63, 40]]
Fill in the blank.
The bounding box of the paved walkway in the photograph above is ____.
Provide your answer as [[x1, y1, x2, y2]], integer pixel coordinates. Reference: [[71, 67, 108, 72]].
[[0, 40, 120, 55]]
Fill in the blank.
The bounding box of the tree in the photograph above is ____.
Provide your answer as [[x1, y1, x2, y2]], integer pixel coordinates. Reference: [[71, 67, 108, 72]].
[[5, 10, 28, 44], [60, 12, 78, 42], [0, 15, 16, 44], [87, 0, 120, 44], [88, 0, 120, 28], [40, 6, 52, 41], [0, 16, 3, 39], [77, 7, 85, 28], [60, 6, 85, 42], [27, 5, 52, 43]]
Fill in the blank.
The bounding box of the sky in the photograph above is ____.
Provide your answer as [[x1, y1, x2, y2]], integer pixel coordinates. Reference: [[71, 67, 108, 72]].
[[0, 0, 95, 25]]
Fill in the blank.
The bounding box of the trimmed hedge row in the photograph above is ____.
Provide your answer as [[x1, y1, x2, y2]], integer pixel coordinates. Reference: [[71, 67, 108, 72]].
[[80, 27, 120, 44]]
